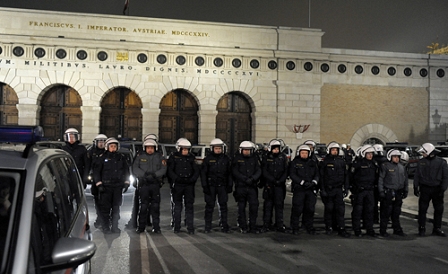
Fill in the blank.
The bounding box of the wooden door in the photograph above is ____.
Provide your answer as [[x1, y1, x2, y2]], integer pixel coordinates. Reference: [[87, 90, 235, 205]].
[[216, 92, 252, 155], [40, 85, 82, 141], [100, 88, 142, 140], [0, 83, 18, 125], [159, 89, 198, 144]]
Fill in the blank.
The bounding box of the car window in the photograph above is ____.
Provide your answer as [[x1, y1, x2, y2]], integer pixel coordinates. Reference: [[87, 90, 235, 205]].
[[0, 173, 17, 271], [437, 147, 448, 157]]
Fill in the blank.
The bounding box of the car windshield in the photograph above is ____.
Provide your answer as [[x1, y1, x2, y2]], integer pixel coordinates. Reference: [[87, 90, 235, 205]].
[[0, 172, 19, 270]]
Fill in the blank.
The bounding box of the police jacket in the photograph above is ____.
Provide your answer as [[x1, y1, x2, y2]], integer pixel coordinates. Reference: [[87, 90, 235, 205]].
[[350, 158, 378, 190], [413, 155, 448, 191], [232, 152, 261, 187], [201, 152, 232, 188], [86, 147, 106, 175], [320, 154, 349, 190], [289, 156, 319, 188], [133, 151, 167, 185], [63, 141, 88, 181], [378, 161, 408, 193], [373, 154, 388, 166], [94, 151, 130, 187], [167, 151, 200, 185], [345, 148, 355, 163], [262, 151, 288, 185]]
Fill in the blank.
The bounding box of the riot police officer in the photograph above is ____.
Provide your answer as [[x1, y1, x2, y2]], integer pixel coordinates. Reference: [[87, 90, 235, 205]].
[[62, 128, 88, 187], [414, 143, 448, 237], [86, 134, 107, 228], [261, 139, 288, 232], [350, 145, 378, 237], [168, 138, 200, 234], [372, 144, 387, 223], [133, 139, 166, 233], [289, 145, 319, 235], [320, 142, 351, 237], [378, 149, 408, 237], [94, 137, 130, 233], [201, 138, 233, 233], [232, 141, 262, 234]]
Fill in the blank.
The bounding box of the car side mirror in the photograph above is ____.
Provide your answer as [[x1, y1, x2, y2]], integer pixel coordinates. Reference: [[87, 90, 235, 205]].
[[41, 237, 96, 272]]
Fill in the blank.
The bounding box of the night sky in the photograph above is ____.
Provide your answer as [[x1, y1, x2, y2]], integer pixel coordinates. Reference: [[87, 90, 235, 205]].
[[1, 0, 448, 53]]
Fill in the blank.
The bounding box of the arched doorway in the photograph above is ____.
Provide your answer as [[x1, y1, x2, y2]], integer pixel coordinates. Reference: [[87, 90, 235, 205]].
[[159, 89, 198, 144], [0, 83, 18, 125], [216, 92, 252, 155], [40, 85, 82, 141], [100, 87, 142, 140]]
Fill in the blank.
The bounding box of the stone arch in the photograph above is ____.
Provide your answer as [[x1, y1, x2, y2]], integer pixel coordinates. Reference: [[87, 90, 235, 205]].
[[349, 123, 398, 148], [40, 84, 82, 141], [100, 86, 143, 140], [0, 82, 18, 125], [159, 88, 199, 144], [216, 91, 253, 155]]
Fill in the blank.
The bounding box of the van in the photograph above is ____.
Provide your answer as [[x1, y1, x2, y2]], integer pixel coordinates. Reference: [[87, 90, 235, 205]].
[[0, 126, 96, 274], [191, 145, 211, 165]]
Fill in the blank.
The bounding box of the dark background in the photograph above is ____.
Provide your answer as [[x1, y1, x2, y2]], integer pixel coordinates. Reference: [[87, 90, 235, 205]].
[[1, 0, 448, 53]]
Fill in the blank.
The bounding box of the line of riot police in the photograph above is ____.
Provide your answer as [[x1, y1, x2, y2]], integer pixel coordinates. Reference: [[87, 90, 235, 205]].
[[82, 132, 447, 239]]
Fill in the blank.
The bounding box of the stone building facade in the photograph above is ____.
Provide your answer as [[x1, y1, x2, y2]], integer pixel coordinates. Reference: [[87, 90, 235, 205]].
[[0, 7, 447, 153]]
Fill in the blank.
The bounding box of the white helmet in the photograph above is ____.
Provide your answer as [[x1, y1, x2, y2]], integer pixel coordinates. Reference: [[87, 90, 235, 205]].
[[239, 141, 254, 154], [360, 145, 375, 158], [400, 151, 409, 165], [303, 140, 316, 149], [94, 134, 107, 147], [386, 149, 401, 161], [143, 139, 158, 151], [296, 144, 310, 157], [416, 143, 440, 156], [144, 133, 158, 142], [356, 147, 363, 157], [326, 142, 340, 154], [210, 138, 224, 147], [176, 138, 191, 152], [268, 139, 281, 152], [105, 137, 119, 151], [373, 144, 384, 156], [64, 127, 80, 142], [341, 144, 347, 149]]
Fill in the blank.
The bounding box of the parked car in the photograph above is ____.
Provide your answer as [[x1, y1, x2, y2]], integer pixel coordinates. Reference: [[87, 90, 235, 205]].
[[190, 145, 211, 165], [434, 145, 448, 163], [0, 125, 96, 274], [384, 142, 421, 176]]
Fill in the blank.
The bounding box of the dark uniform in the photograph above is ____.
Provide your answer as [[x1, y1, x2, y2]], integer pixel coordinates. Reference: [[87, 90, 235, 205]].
[[350, 156, 378, 236], [413, 150, 448, 236], [378, 158, 408, 236], [232, 148, 262, 233], [94, 149, 130, 233], [373, 151, 387, 223], [86, 145, 106, 227], [62, 141, 88, 187], [289, 151, 319, 234], [133, 148, 166, 233], [320, 149, 350, 237], [261, 148, 288, 231], [168, 150, 200, 233], [201, 150, 233, 232]]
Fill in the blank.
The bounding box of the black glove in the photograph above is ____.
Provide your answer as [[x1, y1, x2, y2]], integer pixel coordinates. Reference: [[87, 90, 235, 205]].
[[303, 181, 313, 189], [123, 186, 129, 193], [245, 177, 254, 185], [274, 180, 281, 186], [98, 185, 106, 193], [203, 186, 211, 195], [414, 186, 420, 197], [401, 191, 408, 199], [320, 190, 328, 197], [379, 191, 386, 199]]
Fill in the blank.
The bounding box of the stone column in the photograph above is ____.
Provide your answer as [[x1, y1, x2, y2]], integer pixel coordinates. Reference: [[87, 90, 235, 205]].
[[142, 108, 161, 139], [80, 106, 101, 142], [16, 104, 40, 126], [198, 109, 218, 145]]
